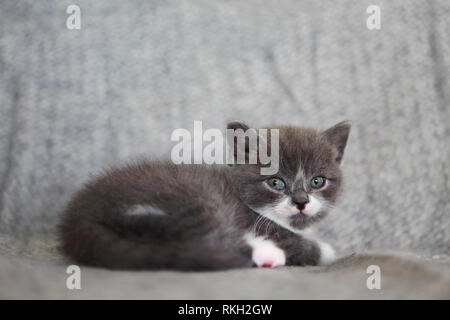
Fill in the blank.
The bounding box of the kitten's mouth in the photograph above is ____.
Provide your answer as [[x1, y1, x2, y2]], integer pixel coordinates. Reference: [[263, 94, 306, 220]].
[[283, 207, 301, 216], [287, 208, 314, 218], [293, 210, 309, 217], [283, 204, 319, 218], [281, 202, 316, 218], [281, 207, 312, 218]]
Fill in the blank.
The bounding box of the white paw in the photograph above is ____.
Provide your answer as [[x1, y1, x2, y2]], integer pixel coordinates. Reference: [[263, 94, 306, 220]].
[[245, 235, 285, 268], [317, 241, 337, 265], [252, 244, 286, 268]]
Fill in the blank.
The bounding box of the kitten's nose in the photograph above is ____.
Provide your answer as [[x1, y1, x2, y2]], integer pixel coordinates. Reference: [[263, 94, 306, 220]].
[[292, 193, 309, 210]]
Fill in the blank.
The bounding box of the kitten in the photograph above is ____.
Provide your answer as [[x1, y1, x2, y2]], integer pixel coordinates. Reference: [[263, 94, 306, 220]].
[[58, 121, 350, 271]]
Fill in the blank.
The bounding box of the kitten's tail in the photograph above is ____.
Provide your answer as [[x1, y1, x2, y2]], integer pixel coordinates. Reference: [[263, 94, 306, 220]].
[[59, 217, 252, 271]]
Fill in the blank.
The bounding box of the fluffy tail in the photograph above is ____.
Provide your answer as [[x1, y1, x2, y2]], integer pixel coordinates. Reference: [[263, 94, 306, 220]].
[[58, 217, 252, 271]]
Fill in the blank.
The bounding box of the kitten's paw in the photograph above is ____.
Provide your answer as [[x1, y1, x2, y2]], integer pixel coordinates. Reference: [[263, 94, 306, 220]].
[[317, 241, 337, 265], [252, 242, 286, 268], [245, 233, 286, 268]]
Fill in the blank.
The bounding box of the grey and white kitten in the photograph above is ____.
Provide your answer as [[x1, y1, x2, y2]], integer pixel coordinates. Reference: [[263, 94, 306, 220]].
[[59, 121, 350, 271]]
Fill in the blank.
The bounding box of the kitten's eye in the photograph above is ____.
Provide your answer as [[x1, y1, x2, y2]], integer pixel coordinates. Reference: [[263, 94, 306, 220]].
[[310, 176, 325, 189], [267, 177, 286, 190]]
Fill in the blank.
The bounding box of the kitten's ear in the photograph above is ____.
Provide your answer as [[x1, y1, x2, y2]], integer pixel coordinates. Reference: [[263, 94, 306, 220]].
[[226, 121, 258, 163], [321, 121, 351, 163], [227, 121, 250, 132]]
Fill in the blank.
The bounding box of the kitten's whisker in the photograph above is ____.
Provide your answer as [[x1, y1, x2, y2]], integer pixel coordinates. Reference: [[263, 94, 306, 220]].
[[253, 215, 264, 234], [256, 215, 270, 236], [264, 218, 273, 236], [258, 217, 267, 235], [256, 216, 265, 235]]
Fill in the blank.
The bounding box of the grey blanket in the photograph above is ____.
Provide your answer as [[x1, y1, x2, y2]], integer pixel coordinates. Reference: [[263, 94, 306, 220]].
[[0, 0, 449, 299], [1, 250, 449, 299]]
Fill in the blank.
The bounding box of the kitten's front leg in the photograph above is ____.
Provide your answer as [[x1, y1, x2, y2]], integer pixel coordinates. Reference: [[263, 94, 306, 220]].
[[315, 240, 337, 265], [243, 231, 336, 268], [244, 233, 286, 268], [274, 231, 337, 266]]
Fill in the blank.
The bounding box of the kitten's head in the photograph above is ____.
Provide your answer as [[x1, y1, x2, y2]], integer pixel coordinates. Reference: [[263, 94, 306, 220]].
[[227, 121, 351, 231]]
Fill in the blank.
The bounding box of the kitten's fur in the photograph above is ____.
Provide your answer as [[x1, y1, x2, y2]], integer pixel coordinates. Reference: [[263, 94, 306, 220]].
[[59, 121, 351, 271]]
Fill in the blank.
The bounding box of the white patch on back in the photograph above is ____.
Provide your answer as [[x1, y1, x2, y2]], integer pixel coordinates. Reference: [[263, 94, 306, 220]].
[[125, 204, 166, 216], [244, 233, 286, 268]]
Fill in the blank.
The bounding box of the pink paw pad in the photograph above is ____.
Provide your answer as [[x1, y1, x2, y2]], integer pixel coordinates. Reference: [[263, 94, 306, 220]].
[[262, 262, 274, 268], [252, 245, 286, 268]]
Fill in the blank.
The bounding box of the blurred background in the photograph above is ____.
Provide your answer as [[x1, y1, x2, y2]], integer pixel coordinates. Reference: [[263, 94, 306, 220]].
[[0, 0, 449, 263]]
